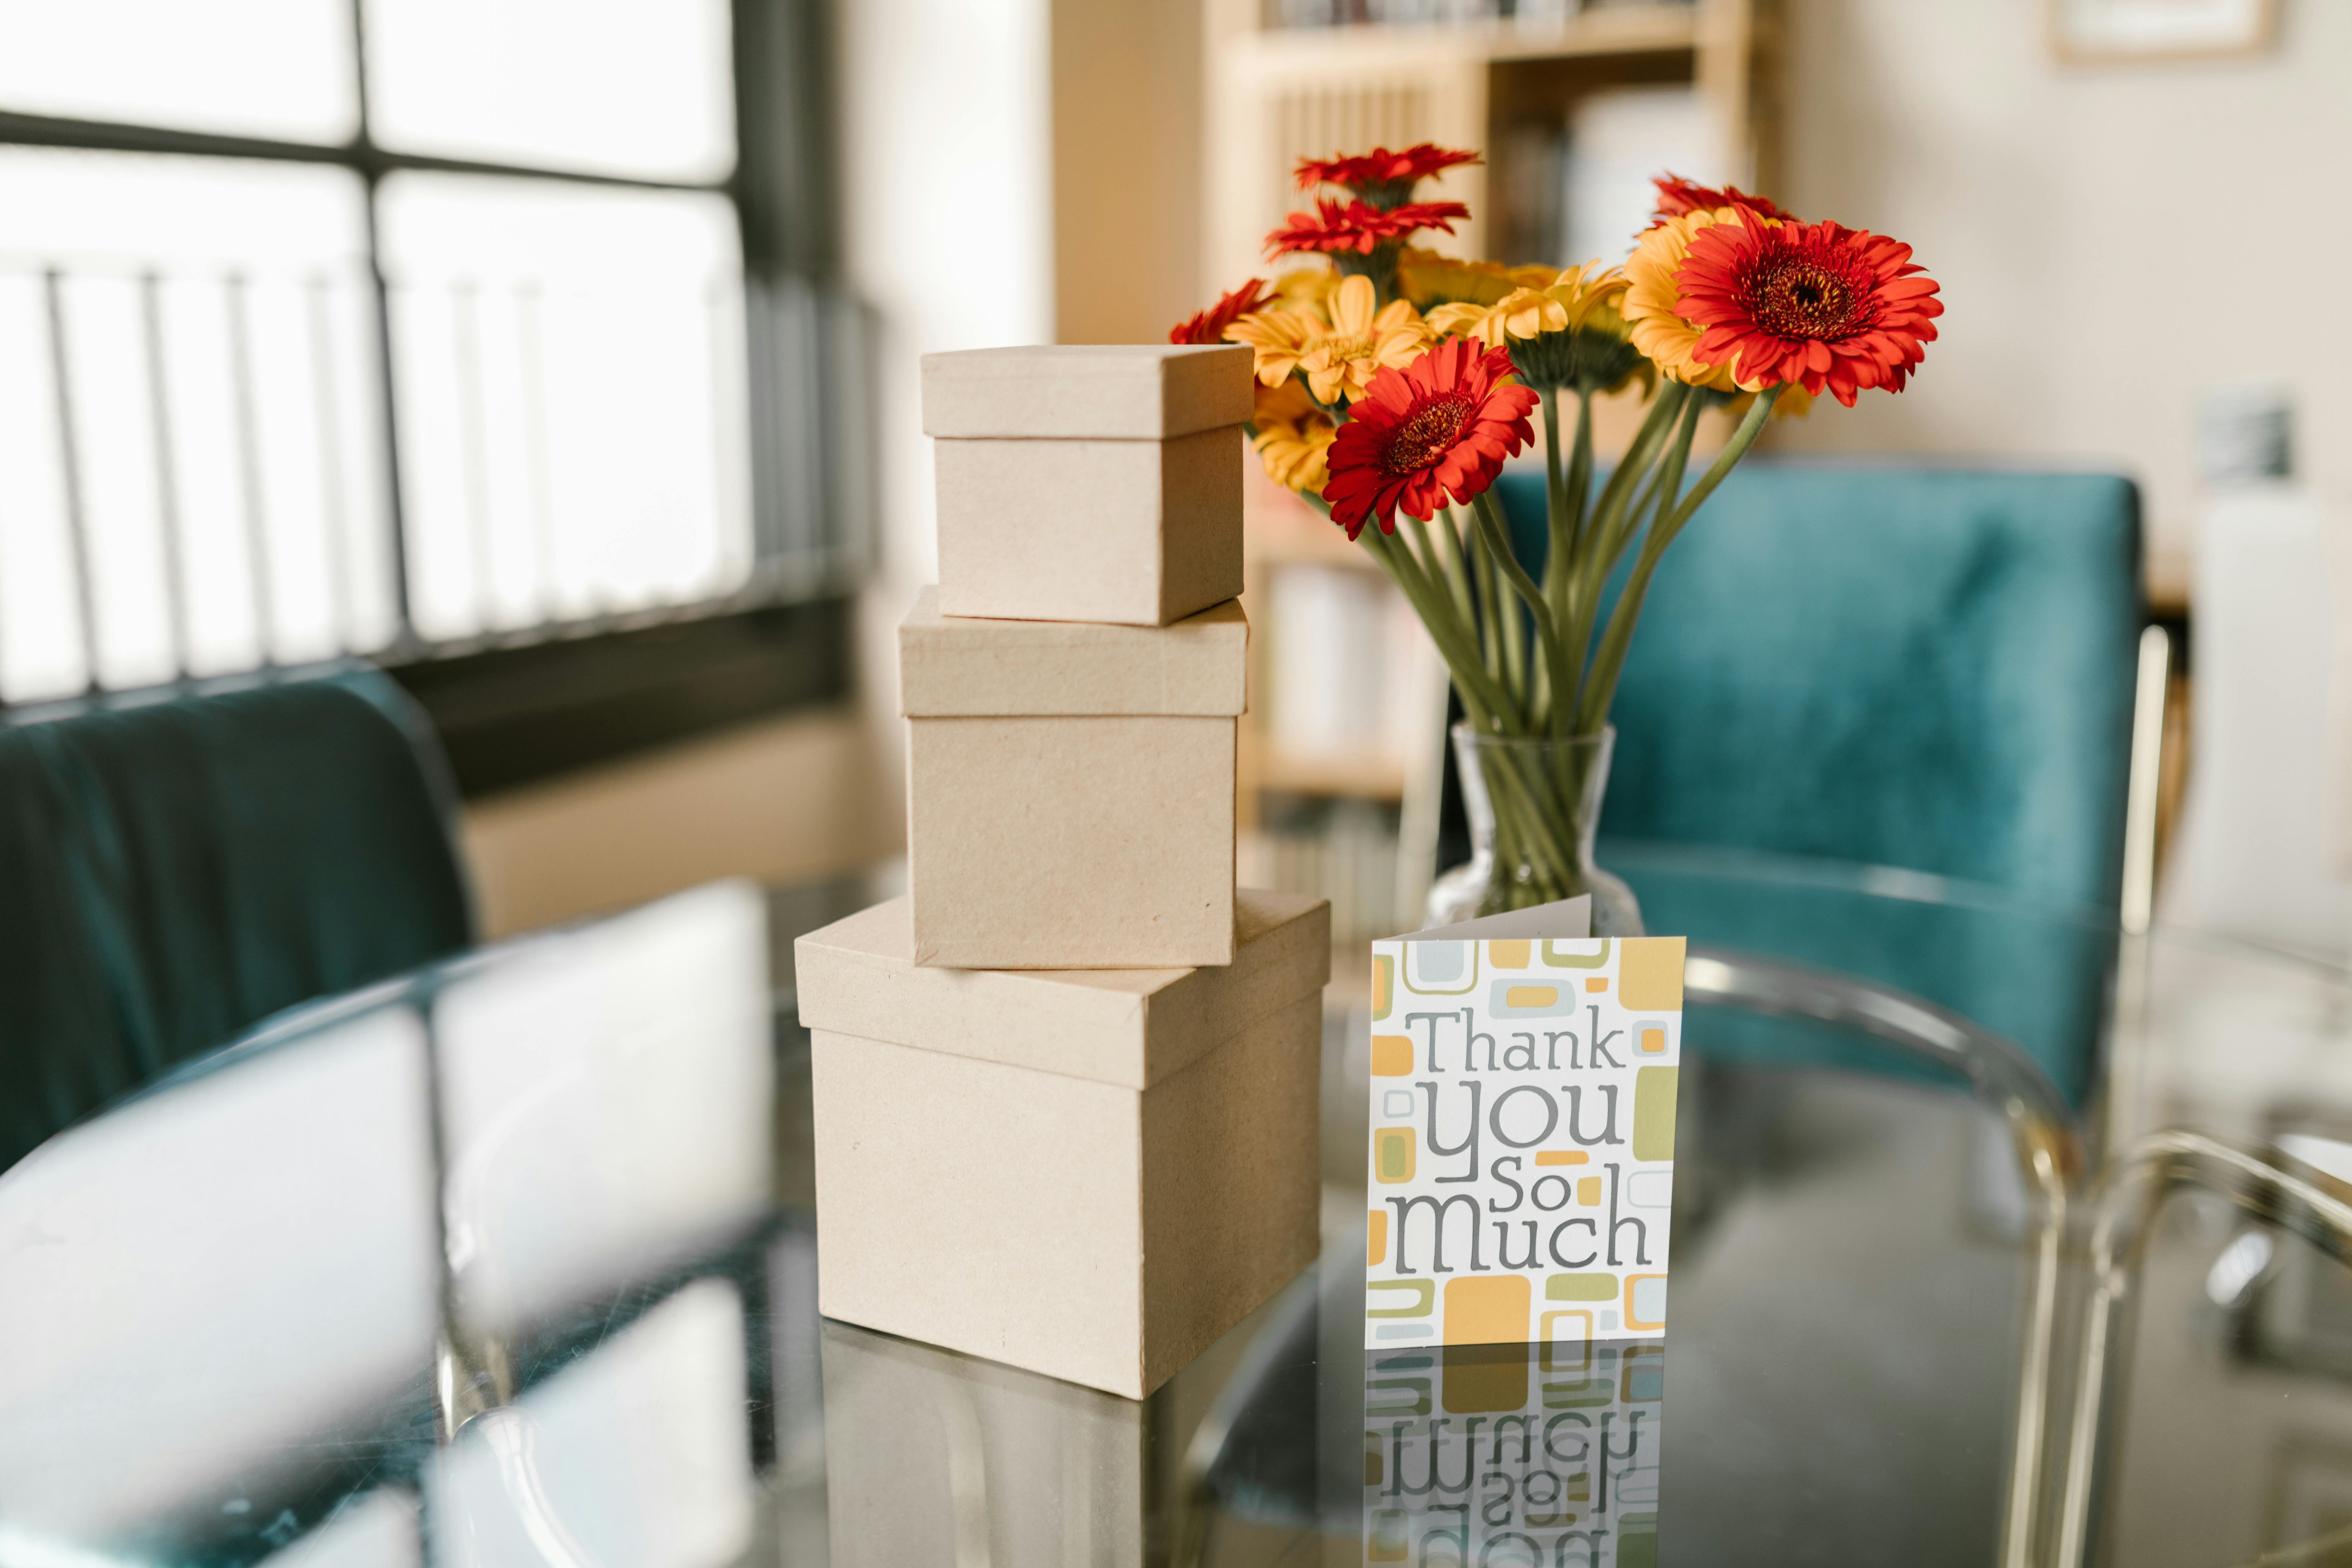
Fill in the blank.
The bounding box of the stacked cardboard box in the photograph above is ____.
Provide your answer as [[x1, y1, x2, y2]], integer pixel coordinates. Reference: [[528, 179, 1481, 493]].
[[797, 345, 1331, 1400]]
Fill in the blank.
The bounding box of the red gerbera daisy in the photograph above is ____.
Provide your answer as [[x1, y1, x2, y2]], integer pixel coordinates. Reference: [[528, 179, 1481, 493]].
[[1648, 172, 1794, 226], [1673, 219, 1942, 406], [1295, 143, 1482, 196], [1264, 198, 1470, 259], [1322, 339, 1538, 541], [1170, 278, 1269, 345]]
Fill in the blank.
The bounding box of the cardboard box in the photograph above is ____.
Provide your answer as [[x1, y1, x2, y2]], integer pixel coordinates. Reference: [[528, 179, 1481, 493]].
[[795, 890, 1330, 1399], [900, 589, 1246, 970], [932, 427, 1244, 626], [921, 344, 1253, 440]]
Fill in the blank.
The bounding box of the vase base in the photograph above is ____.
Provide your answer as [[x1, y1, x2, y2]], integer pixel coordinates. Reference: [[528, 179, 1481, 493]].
[[1420, 863, 1644, 936]]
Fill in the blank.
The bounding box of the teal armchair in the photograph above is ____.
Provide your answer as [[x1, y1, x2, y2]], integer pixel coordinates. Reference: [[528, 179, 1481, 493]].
[[0, 664, 473, 1170], [1491, 464, 2142, 1107]]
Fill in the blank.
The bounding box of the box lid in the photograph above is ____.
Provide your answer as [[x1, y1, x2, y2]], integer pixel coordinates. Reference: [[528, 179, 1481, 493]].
[[921, 344, 1253, 440], [794, 890, 1330, 1089], [898, 587, 1248, 717]]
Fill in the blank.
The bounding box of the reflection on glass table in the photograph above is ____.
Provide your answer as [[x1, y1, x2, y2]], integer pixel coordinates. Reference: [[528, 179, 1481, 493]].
[[7, 851, 2352, 1566]]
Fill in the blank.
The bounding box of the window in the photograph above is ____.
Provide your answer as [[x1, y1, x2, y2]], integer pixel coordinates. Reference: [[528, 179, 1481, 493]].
[[0, 0, 862, 757]]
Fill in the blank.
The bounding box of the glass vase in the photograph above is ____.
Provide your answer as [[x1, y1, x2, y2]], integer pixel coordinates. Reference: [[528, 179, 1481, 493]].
[[1422, 724, 1644, 936]]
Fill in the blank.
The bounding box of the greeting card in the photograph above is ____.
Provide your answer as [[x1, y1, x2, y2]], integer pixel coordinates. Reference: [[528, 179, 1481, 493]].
[[1366, 898, 1683, 1349]]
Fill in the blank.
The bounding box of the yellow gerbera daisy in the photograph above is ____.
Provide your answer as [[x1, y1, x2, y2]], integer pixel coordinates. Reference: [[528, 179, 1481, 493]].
[[1395, 249, 1542, 311], [1268, 265, 1338, 318], [1426, 263, 1630, 347], [1623, 209, 1758, 392], [1293, 275, 1429, 405], [1224, 305, 1320, 388], [1249, 378, 1338, 494]]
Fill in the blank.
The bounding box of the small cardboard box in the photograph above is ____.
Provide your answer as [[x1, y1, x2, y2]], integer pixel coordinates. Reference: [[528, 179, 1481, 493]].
[[922, 344, 1251, 626], [900, 587, 1245, 970], [921, 344, 1253, 441], [795, 889, 1330, 1400]]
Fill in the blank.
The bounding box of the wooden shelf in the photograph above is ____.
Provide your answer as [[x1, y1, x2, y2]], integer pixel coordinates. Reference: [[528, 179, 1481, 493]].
[[1257, 747, 1409, 801], [1232, 6, 1703, 71]]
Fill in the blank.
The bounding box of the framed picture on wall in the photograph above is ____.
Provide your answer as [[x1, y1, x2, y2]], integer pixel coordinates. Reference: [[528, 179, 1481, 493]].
[[2051, 0, 2279, 61]]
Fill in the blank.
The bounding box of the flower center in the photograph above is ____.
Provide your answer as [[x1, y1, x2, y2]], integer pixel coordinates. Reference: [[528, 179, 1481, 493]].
[[1322, 331, 1376, 363], [1747, 258, 1865, 340], [1381, 396, 1472, 475]]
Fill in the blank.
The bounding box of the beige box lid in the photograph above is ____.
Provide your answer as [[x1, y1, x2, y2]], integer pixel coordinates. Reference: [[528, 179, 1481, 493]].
[[794, 890, 1330, 1089], [921, 344, 1253, 440], [898, 587, 1247, 717]]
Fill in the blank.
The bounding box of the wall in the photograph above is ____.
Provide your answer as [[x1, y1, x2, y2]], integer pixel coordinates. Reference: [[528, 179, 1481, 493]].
[[1763, 0, 2352, 597], [1052, 0, 1206, 346], [832, 0, 1056, 812]]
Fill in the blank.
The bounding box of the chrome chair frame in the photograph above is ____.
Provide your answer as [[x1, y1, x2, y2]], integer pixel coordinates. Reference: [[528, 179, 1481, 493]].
[[1685, 946, 2079, 1568], [2054, 1131, 2352, 1568]]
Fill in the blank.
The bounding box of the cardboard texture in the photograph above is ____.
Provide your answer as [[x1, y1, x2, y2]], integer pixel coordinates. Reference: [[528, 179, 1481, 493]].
[[797, 891, 1330, 1399], [793, 890, 1329, 1087], [898, 586, 1248, 718], [933, 427, 1244, 626], [919, 343, 1252, 440], [907, 714, 1237, 968]]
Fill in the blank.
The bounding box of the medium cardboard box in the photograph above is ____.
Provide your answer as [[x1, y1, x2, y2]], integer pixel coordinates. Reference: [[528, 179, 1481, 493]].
[[795, 889, 1330, 1400], [900, 587, 1246, 969], [922, 344, 1252, 626]]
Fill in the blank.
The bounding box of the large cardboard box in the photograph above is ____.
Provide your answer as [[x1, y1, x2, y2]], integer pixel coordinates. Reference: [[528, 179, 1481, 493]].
[[921, 344, 1251, 626], [795, 889, 1330, 1399], [900, 587, 1245, 970]]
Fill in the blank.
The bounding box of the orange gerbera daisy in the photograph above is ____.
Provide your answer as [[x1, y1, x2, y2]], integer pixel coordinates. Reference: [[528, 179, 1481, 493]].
[[1295, 144, 1482, 203], [1675, 219, 1941, 405], [1264, 198, 1470, 259], [1322, 339, 1537, 541], [1622, 209, 1757, 392], [1170, 279, 1268, 345], [1649, 172, 1794, 226]]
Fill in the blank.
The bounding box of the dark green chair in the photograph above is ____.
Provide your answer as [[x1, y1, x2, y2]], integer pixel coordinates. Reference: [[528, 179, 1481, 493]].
[[1493, 463, 2142, 1108], [0, 664, 473, 1170]]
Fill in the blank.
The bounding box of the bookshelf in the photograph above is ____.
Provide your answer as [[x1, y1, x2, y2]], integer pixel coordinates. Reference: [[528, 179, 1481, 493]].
[[1208, 0, 1778, 946]]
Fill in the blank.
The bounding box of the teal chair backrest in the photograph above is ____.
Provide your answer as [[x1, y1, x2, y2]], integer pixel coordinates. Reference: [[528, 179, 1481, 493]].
[[0, 665, 473, 1170], [1492, 463, 2142, 1107]]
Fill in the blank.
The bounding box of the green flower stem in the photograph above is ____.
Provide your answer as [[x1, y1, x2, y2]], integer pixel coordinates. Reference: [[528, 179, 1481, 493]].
[[1613, 393, 1703, 572], [1575, 386, 1780, 734], [1430, 505, 1480, 633], [1557, 389, 1595, 612], [1539, 388, 1570, 613], [1562, 381, 1687, 696], [1468, 517, 1510, 694], [1580, 381, 1687, 582], [1471, 491, 1571, 740], [1403, 513, 1447, 593], [1357, 524, 1517, 730]]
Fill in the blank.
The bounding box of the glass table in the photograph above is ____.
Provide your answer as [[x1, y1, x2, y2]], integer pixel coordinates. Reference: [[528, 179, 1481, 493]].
[[7, 850, 2352, 1568]]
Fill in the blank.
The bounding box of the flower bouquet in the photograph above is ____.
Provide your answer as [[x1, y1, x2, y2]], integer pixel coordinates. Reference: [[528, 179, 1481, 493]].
[[1174, 146, 1941, 932]]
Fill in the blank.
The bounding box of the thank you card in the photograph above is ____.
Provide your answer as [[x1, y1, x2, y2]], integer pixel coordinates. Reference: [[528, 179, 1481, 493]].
[[1366, 898, 1683, 1348]]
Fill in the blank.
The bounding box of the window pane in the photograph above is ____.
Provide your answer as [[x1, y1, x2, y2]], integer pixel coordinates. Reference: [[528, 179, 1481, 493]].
[[0, 150, 392, 703], [365, 0, 735, 183], [378, 174, 753, 644], [0, 0, 358, 144]]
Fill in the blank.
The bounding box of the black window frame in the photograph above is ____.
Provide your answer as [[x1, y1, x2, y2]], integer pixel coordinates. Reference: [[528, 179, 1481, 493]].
[[0, 0, 868, 794]]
